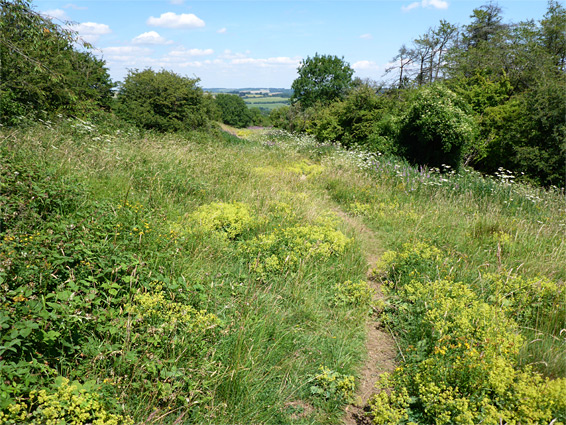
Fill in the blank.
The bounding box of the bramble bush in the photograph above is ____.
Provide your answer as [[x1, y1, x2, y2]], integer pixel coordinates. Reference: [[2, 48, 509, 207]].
[[0, 144, 222, 422]]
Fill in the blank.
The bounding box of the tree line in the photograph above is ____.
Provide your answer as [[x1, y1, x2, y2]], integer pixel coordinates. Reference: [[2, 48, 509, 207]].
[[272, 1, 565, 187]]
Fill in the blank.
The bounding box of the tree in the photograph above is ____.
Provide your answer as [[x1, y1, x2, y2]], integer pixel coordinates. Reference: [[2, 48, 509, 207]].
[[386, 21, 457, 88], [0, 0, 114, 123], [397, 84, 476, 170], [290, 53, 354, 108], [114, 69, 212, 132], [540, 0, 566, 71], [214, 93, 252, 128]]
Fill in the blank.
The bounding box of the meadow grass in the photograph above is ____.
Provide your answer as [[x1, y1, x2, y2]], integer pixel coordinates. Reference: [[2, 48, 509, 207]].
[[1, 119, 370, 424], [1, 120, 564, 424]]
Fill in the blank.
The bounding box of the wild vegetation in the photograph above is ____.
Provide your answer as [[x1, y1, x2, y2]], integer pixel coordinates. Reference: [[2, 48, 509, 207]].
[[272, 1, 566, 188], [1, 0, 565, 424]]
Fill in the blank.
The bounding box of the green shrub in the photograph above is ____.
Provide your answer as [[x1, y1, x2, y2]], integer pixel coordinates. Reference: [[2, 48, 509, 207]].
[[0, 377, 132, 425], [240, 222, 350, 277], [332, 280, 374, 312], [114, 69, 213, 132], [398, 84, 476, 170], [214, 93, 252, 128], [310, 366, 356, 404]]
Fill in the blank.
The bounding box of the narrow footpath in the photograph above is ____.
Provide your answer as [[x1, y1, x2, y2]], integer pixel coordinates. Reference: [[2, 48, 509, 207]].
[[335, 211, 397, 425]]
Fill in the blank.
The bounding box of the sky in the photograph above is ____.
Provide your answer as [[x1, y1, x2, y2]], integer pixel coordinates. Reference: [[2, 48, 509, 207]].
[[35, 0, 553, 88]]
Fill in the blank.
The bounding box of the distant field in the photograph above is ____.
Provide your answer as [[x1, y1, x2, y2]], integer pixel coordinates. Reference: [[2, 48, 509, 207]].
[[244, 96, 289, 110]]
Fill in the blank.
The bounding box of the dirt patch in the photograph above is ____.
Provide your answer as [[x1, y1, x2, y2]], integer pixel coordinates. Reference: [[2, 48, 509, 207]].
[[285, 400, 315, 420]]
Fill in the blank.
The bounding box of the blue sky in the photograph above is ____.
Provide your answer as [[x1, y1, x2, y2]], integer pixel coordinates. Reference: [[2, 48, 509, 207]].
[[36, 0, 552, 88]]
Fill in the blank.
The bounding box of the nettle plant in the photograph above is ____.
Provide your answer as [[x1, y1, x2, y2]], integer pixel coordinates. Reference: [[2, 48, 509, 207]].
[[369, 242, 566, 425]]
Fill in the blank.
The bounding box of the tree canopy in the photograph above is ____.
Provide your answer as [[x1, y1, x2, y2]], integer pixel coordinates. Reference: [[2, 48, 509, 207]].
[[0, 0, 114, 124], [214, 93, 252, 128], [114, 69, 213, 132], [291, 53, 354, 108]]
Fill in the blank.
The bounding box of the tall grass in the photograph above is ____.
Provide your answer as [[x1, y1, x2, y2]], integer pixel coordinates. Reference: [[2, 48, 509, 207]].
[[254, 130, 565, 379], [1, 119, 372, 424]]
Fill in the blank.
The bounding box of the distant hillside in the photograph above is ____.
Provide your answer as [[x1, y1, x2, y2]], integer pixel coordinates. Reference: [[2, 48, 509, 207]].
[[205, 88, 293, 97]]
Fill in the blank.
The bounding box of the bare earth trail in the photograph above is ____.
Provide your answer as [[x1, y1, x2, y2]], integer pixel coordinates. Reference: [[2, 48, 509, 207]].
[[333, 210, 397, 425]]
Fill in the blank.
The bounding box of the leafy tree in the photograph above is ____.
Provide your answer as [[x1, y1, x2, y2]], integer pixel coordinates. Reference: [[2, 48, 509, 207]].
[[0, 0, 114, 124], [291, 53, 354, 108], [114, 68, 213, 132], [214, 93, 252, 128], [249, 107, 270, 127], [540, 0, 566, 70], [397, 84, 476, 170]]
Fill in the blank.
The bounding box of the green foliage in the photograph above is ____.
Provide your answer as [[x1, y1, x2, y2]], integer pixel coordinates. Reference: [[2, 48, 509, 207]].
[[248, 107, 270, 127], [332, 279, 374, 313], [398, 84, 476, 170], [0, 377, 132, 425], [291, 53, 354, 108], [0, 0, 114, 123], [214, 93, 252, 128], [310, 367, 356, 404], [114, 69, 213, 132], [369, 242, 566, 425], [189, 201, 256, 239], [240, 220, 350, 277], [471, 76, 566, 186], [0, 139, 223, 421]]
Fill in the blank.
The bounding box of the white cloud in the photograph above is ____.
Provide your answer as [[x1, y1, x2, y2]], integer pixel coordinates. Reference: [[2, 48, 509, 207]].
[[220, 50, 250, 60], [42, 9, 69, 21], [360, 33, 373, 40], [231, 56, 300, 68], [102, 46, 152, 56], [169, 47, 214, 57], [64, 3, 87, 10], [402, 0, 448, 12], [353, 60, 380, 71], [147, 12, 205, 29], [132, 31, 172, 45], [70, 22, 111, 43], [217, 28, 227, 34], [401, 2, 421, 12], [170, 0, 184, 4]]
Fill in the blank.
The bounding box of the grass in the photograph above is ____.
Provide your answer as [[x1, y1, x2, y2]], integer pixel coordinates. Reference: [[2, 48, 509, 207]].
[[244, 96, 290, 110], [1, 120, 564, 424], [0, 119, 369, 424]]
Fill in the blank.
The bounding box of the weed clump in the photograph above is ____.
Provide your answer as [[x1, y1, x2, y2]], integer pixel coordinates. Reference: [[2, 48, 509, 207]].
[[369, 242, 566, 424], [241, 223, 350, 277], [0, 378, 132, 425], [310, 366, 356, 404], [332, 280, 375, 312], [189, 201, 255, 239]]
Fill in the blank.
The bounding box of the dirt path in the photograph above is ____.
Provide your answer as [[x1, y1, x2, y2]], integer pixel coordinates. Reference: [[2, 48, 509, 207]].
[[334, 211, 398, 425], [222, 126, 398, 423]]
